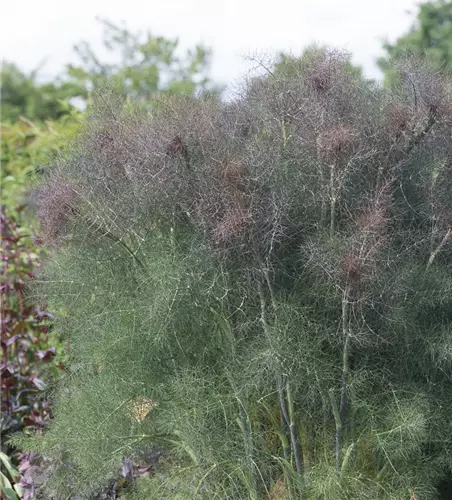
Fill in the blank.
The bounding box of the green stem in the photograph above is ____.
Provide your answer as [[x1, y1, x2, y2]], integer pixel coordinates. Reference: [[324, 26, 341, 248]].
[[258, 280, 289, 423], [237, 405, 258, 498], [329, 389, 342, 471], [330, 164, 336, 235], [320, 164, 327, 227], [259, 271, 304, 482], [286, 381, 303, 475], [276, 375, 291, 460], [340, 286, 352, 424], [426, 228, 451, 270]]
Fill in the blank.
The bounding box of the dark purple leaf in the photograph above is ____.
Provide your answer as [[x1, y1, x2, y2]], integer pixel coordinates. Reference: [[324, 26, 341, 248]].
[[3, 334, 22, 347], [12, 405, 30, 413], [135, 464, 153, 478], [35, 347, 56, 361], [120, 456, 134, 479], [34, 310, 54, 321], [22, 417, 36, 426], [19, 459, 31, 473], [0, 363, 15, 375], [29, 375, 47, 391], [13, 278, 25, 290]]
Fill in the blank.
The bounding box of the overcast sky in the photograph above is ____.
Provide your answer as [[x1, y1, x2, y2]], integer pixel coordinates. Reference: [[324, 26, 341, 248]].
[[1, 0, 421, 88]]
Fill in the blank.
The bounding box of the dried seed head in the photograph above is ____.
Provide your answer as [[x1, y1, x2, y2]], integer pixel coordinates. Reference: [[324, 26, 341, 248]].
[[96, 130, 115, 150], [166, 135, 188, 157], [213, 208, 249, 246], [34, 175, 79, 246], [306, 50, 347, 94], [221, 162, 246, 188], [340, 251, 362, 283], [356, 208, 387, 235], [441, 208, 452, 229], [382, 102, 416, 137], [130, 397, 157, 423], [308, 59, 334, 93], [356, 183, 391, 235], [318, 125, 353, 161]]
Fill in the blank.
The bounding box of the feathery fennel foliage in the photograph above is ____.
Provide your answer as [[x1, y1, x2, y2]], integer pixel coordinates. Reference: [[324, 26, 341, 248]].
[[14, 50, 452, 498]]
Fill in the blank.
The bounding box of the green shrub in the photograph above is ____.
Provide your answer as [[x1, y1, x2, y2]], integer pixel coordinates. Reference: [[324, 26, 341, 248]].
[[1, 112, 82, 210]]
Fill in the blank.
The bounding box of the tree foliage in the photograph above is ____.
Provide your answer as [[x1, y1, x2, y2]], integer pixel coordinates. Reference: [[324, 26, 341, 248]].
[[0, 112, 82, 209], [0, 63, 76, 123], [14, 49, 452, 499], [276, 45, 364, 80], [66, 17, 217, 103], [378, 0, 452, 82], [1, 18, 216, 124]]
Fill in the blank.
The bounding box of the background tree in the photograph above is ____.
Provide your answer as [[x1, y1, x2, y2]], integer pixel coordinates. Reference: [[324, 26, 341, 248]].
[[276, 45, 365, 80], [64, 17, 217, 104], [1, 17, 216, 125], [378, 0, 452, 82], [0, 62, 76, 123]]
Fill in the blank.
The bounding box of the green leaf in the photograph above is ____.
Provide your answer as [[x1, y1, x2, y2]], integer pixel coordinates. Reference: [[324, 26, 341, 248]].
[[0, 471, 19, 500], [0, 452, 20, 483], [13, 484, 24, 497]]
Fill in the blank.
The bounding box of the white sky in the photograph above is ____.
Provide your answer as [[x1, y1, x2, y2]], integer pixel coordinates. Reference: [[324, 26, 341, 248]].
[[1, 0, 420, 88]]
